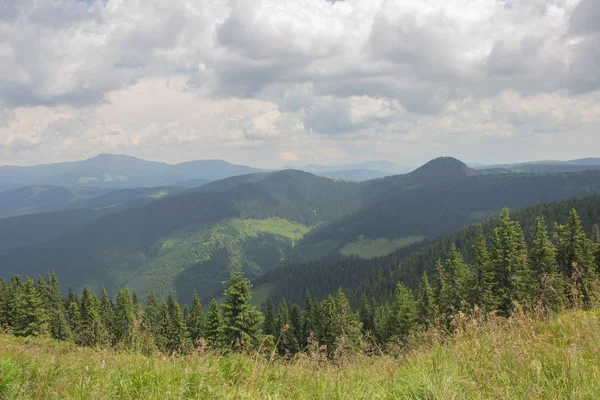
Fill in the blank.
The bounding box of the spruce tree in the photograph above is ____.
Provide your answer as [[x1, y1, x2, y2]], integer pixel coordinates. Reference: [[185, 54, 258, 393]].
[[471, 226, 493, 309], [262, 297, 276, 337], [66, 288, 81, 342], [144, 291, 161, 340], [100, 287, 116, 345], [358, 293, 376, 335], [4, 276, 23, 330], [188, 292, 205, 346], [529, 217, 565, 311], [275, 300, 299, 354], [14, 276, 48, 337], [301, 291, 317, 343], [445, 243, 473, 311], [221, 271, 263, 349], [166, 294, 189, 353], [79, 288, 109, 347], [416, 271, 436, 329], [44, 273, 70, 341], [387, 282, 417, 340], [490, 208, 530, 315], [555, 210, 599, 307], [205, 298, 222, 346], [115, 288, 141, 350]]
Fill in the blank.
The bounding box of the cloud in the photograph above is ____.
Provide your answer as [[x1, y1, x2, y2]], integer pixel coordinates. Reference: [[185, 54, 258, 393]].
[[0, 0, 599, 167]]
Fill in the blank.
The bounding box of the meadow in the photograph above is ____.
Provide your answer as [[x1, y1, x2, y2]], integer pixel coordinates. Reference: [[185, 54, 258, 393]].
[[1, 308, 599, 399]]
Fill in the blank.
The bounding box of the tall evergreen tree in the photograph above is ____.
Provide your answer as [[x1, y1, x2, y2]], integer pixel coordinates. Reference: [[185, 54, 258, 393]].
[[529, 217, 565, 311], [43, 273, 70, 340], [358, 293, 376, 335], [275, 300, 299, 354], [14, 276, 48, 337], [490, 208, 530, 315], [221, 271, 263, 349], [115, 288, 141, 349], [471, 226, 493, 309], [555, 210, 599, 306], [205, 298, 222, 346], [4, 276, 23, 330], [100, 287, 116, 344], [188, 292, 205, 346], [166, 294, 189, 353], [445, 243, 473, 311], [434, 259, 453, 320], [79, 288, 109, 347], [143, 291, 161, 340], [262, 297, 276, 337], [66, 288, 81, 342], [416, 271, 436, 329], [387, 282, 417, 340]]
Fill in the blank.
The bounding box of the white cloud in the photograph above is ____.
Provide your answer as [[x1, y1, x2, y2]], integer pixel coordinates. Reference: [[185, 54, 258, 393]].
[[0, 0, 599, 167]]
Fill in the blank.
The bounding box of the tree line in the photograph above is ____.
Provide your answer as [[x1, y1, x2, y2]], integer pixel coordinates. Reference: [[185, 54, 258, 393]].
[[0, 208, 599, 357]]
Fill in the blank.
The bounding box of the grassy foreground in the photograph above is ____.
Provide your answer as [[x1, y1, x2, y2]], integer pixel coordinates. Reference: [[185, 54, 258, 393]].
[[1, 309, 600, 399]]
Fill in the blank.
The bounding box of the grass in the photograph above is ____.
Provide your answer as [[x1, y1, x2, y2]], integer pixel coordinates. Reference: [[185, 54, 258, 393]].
[[1, 309, 599, 399], [340, 235, 425, 259]]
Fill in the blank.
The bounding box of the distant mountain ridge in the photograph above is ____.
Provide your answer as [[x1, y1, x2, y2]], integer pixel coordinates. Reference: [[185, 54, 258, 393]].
[[0, 154, 265, 189]]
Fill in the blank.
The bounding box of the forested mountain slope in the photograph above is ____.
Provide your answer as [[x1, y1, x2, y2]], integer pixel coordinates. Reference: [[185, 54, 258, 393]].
[[0, 170, 362, 300], [0, 185, 184, 219], [293, 170, 600, 262], [255, 196, 600, 306]]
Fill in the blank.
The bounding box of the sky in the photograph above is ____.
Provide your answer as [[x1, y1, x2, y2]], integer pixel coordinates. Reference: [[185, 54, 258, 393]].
[[0, 0, 599, 168]]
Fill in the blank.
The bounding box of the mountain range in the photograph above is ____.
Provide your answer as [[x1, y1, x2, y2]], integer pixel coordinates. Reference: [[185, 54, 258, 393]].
[[2, 155, 600, 304]]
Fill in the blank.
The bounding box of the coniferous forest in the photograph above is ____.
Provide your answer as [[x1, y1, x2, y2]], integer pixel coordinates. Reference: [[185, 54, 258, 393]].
[[2, 205, 599, 359]]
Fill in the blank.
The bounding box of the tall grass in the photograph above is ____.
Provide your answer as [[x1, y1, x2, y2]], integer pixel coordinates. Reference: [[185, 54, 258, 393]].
[[1, 309, 599, 399]]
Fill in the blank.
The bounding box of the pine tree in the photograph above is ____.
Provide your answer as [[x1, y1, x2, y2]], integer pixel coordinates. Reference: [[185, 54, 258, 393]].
[[434, 259, 453, 320], [416, 271, 436, 329], [79, 288, 109, 347], [358, 293, 376, 335], [14, 276, 48, 337], [471, 226, 493, 309], [66, 288, 81, 342], [490, 208, 530, 315], [387, 282, 417, 340], [43, 273, 70, 340], [143, 291, 161, 340], [188, 292, 205, 346], [4, 276, 23, 330], [205, 298, 222, 346], [166, 294, 189, 353], [221, 271, 263, 349], [301, 291, 317, 344], [555, 210, 599, 307], [445, 244, 473, 311], [262, 297, 276, 337], [100, 287, 116, 344], [115, 288, 141, 350], [275, 300, 298, 354], [529, 217, 565, 311]]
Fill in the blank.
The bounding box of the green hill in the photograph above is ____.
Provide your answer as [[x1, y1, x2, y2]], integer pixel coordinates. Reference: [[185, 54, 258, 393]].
[[0, 170, 362, 300], [292, 171, 600, 262], [254, 195, 600, 306]]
